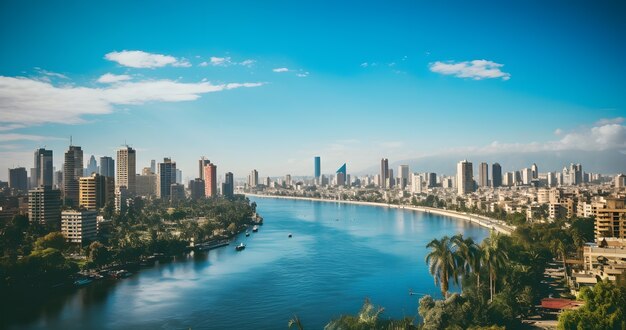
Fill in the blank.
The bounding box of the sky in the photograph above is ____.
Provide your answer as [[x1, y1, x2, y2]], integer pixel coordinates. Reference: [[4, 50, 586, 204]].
[[1, 0, 625, 181]]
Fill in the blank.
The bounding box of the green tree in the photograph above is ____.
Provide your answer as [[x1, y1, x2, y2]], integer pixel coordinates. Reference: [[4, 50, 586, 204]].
[[34, 232, 67, 251], [452, 234, 481, 289], [89, 241, 110, 267], [426, 236, 460, 298], [481, 231, 508, 302], [558, 280, 626, 329]]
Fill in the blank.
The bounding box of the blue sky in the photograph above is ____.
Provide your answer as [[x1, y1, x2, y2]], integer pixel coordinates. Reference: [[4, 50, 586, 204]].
[[0, 0, 625, 180]]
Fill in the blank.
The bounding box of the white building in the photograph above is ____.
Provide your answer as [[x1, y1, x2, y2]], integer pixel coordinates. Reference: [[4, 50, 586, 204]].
[[61, 210, 97, 244]]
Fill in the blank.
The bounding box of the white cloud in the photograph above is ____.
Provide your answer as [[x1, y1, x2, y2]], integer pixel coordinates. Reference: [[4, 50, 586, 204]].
[[360, 62, 369, 67], [0, 76, 264, 126], [0, 133, 64, 142], [429, 60, 510, 80], [296, 72, 309, 78], [595, 117, 624, 126], [104, 50, 191, 68], [210, 56, 232, 66], [34, 68, 69, 79], [0, 124, 26, 131], [97, 73, 132, 83], [240, 59, 255, 67], [272, 67, 289, 73]]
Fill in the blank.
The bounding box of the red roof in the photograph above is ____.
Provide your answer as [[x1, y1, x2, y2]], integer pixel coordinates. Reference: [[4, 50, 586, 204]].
[[541, 298, 584, 310]]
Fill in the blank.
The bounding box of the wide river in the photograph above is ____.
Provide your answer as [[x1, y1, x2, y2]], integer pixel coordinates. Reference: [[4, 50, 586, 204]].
[[16, 197, 488, 329]]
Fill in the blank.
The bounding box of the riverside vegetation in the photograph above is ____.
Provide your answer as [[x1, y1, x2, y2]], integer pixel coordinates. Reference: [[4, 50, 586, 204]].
[[0, 195, 256, 325]]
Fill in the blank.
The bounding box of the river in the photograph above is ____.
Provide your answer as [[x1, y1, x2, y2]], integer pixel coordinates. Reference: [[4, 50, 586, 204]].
[[14, 196, 488, 329]]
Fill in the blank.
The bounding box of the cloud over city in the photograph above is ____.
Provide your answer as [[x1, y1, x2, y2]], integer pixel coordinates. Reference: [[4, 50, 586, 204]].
[[105, 50, 191, 68], [429, 60, 510, 80]]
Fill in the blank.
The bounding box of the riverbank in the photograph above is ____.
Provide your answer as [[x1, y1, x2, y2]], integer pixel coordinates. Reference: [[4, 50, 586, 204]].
[[245, 193, 514, 235]]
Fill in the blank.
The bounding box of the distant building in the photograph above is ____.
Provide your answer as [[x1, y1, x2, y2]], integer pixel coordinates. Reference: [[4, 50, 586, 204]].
[[189, 178, 205, 199], [170, 183, 185, 201], [198, 157, 211, 179], [398, 165, 409, 189], [492, 163, 502, 188], [61, 210, 97, 244], [336, 163, 347, 186], [79, 173, 114, 210], [531, 163, 538, 179], [521, 168, 533, 185], [456, 160, 474, 195], [28, 186, 61, 226], [479, 162, 489, 187], [411, 173, 423, 193], [387, 169, 394, 188], [34, 148, 53, 187], [136, 172, 157, 197], [427, 172, 437, 188], [595, 198, 626, 240], [314, 156, 321, 182], [614, 174, 625, 188], [63, 145, 83, 206], [380, 158, 388, 188], [222, 172, 234, 197], [203, 163, 217, 197], [157, 158, 176, 199], [117, 146, 136, 194], [248, 169, 259, 187], [9, 167, 28, 193], [85, 155, 98, 176], [99, 156, 115, 178]]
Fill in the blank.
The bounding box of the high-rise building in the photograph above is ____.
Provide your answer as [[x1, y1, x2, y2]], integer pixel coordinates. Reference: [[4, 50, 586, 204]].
[[387, 169, 394, 188], [61, 210, 97, 244], [531, 163, 538, 179], [547, 172, 557, 187], [199, 157, 210, 179], [85, 155, 98, 176], [521, 168, 532, 185], [117, 146, 136, 194], [411, 173, 423, 193], [34, 148, 53, 187], [170, 183, 185, 201], [456, 160, 474, 195], [203, 163, 217, 197], [248, 169, 259, 187], [336, 163, 347, 186], [594, 198, 626, 240], [28, 186, 61, 226], [615, 174, 626, 188], [314, 156, 321, 181], [99, 156, 115, 178], [222, 172, 234, 197], [398, 165, 409, 189], [428, 172, 438, 188], [9, 167, 28, 193], [492, 163, 502, 188], [189, 178, 205, 199], [380, 158, 389, 188], [150, 159, 156, 174], [79, 173, 114, 210], [285, 174, 292, 187], [63, 145, 83, 206], [478, 162, 489, 187], [136, 171, 157, 197], [176, 169, 183, 184], [574, 163, 583, 185], [157, 158, 176, 199]]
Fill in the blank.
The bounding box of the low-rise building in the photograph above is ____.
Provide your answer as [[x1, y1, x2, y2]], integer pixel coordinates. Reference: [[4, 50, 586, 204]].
[[61, 210, 97, 244]]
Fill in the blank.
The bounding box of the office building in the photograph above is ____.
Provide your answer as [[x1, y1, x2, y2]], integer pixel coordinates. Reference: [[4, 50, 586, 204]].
[[203, 162, 217, 197], [222, 172, 234, 197], [79, 173, 114, 210], [28, 186, 61, 226], [492, 163, 502, 188], [616, 174, 626, 188], [63, 145, 83, 206], [398, 165, 409, 189], [85, 155, 98, 176], [117, 146, 136, 194], [198, 157, 210, 179], [170, 183, 185, 201], [456, 160, 474, 195], [150, 159, 156, 174], [380, 158, 389, 188], [521, 168, 533, 185], [61, 210, 97, 244], [479, 162, 489, 187], [189, 178, 205, 199], [531, 163, 538, 179], [99, 156, 115, 178], [411, 173, 423, 193], [336, 163, 347, 186], [9, 167, 28, 193], [248, 169, 259, 187], [314, 156, 321, 182], [157, 158, 176, 199], [34, 148, 53, 187], [136, 171, 157, 197]]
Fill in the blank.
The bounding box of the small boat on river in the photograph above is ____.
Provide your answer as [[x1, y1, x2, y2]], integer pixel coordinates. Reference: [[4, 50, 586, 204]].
[[235, 243, 246, 251]]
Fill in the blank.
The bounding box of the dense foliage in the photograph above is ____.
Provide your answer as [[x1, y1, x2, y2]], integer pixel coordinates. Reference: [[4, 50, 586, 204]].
[[558, 281, 626, 329]]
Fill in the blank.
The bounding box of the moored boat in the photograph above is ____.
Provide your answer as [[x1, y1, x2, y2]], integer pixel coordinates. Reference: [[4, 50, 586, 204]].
[[235, 243, 246, 251]]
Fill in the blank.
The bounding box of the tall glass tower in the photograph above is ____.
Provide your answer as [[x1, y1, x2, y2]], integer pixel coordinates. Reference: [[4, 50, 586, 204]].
[[314, 156, 321, 179]]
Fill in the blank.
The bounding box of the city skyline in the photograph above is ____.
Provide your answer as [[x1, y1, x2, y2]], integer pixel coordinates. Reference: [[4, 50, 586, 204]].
[[1, 1, 625, 180]]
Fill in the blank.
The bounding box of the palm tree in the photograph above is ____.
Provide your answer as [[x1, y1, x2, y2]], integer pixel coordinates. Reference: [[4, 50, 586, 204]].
[[426, 236, 460, 298], [550, 239, 569, 286], [481, 230, 509, 302], [452, 234, 481, 289]]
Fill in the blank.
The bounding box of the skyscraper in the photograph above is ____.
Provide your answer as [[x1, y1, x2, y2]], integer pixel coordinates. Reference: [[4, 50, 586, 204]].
[[398, 165, 409, 189], [199, 157, 210, 179], [150, 159, 156, 174], [79, 173, 114, 210], [9, 167, 28, 193], [531, 163, 538, 179], [203, 162, 217, 197], [314, 156, 321, 181], [380, 158, 388, 188], [189, 178, 205, 199], [34, 148, 53, 187], [63, 145, 83, 206], [99, 156, 115, 178], [28, 186, 61, 226], [521, 168, 532, 185], [478, 162, 489, 187], [222, 172, 234, 197], [85, 155, 98, 176], [248, 169, 259, 187], [117, 146, 136, 194], [157, 158, 176, 199], [428, 172, 438, 188], [456, 160, 474, 195], [336, 163, 347, 186], [492, 163, 502, 188]]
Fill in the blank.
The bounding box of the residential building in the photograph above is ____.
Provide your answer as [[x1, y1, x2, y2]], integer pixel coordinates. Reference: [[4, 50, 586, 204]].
[[63, 145, 83, 206], [203, 162, 217, 197], [456, 160, 474, 195], [479, 162, 489, 187], [380, 158, 388, 188], [595, 198, 626, 240], [116, 146, 136, 194], [492, 163, 502, 188], [79, 173, 114, 210], [157, 158, 176, 199], [61, 210, 97, 244], [9, 167, 28, 193], [34, 148, 53, 187], [28, 186, 61, 226], [99, 156, 115, 178], [222, 172, 234, 197]]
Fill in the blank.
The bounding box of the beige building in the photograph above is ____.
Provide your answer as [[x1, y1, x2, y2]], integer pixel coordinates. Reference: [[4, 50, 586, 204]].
[[79, 173, 114, 210], [136, 172, 157, 197], [116, 146, 136, 194], [595, 198, 626, 240], [61, 210, 97, 244]]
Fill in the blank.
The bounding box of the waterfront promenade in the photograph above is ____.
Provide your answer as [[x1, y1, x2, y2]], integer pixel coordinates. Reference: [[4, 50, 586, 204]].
[[245, 193, 515, 235]]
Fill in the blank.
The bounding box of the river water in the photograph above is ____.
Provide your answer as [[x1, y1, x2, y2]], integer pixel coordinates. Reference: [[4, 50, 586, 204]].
[[15, 197, 488, 329]]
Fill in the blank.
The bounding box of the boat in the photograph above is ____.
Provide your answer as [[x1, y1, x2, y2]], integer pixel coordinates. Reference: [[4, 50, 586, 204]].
[[73, 278, 93, 286], [235, 243, 246, 251], [252, 225, 259, 232], [288, 233, 292, 238], [245, 231, 250, 237]]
